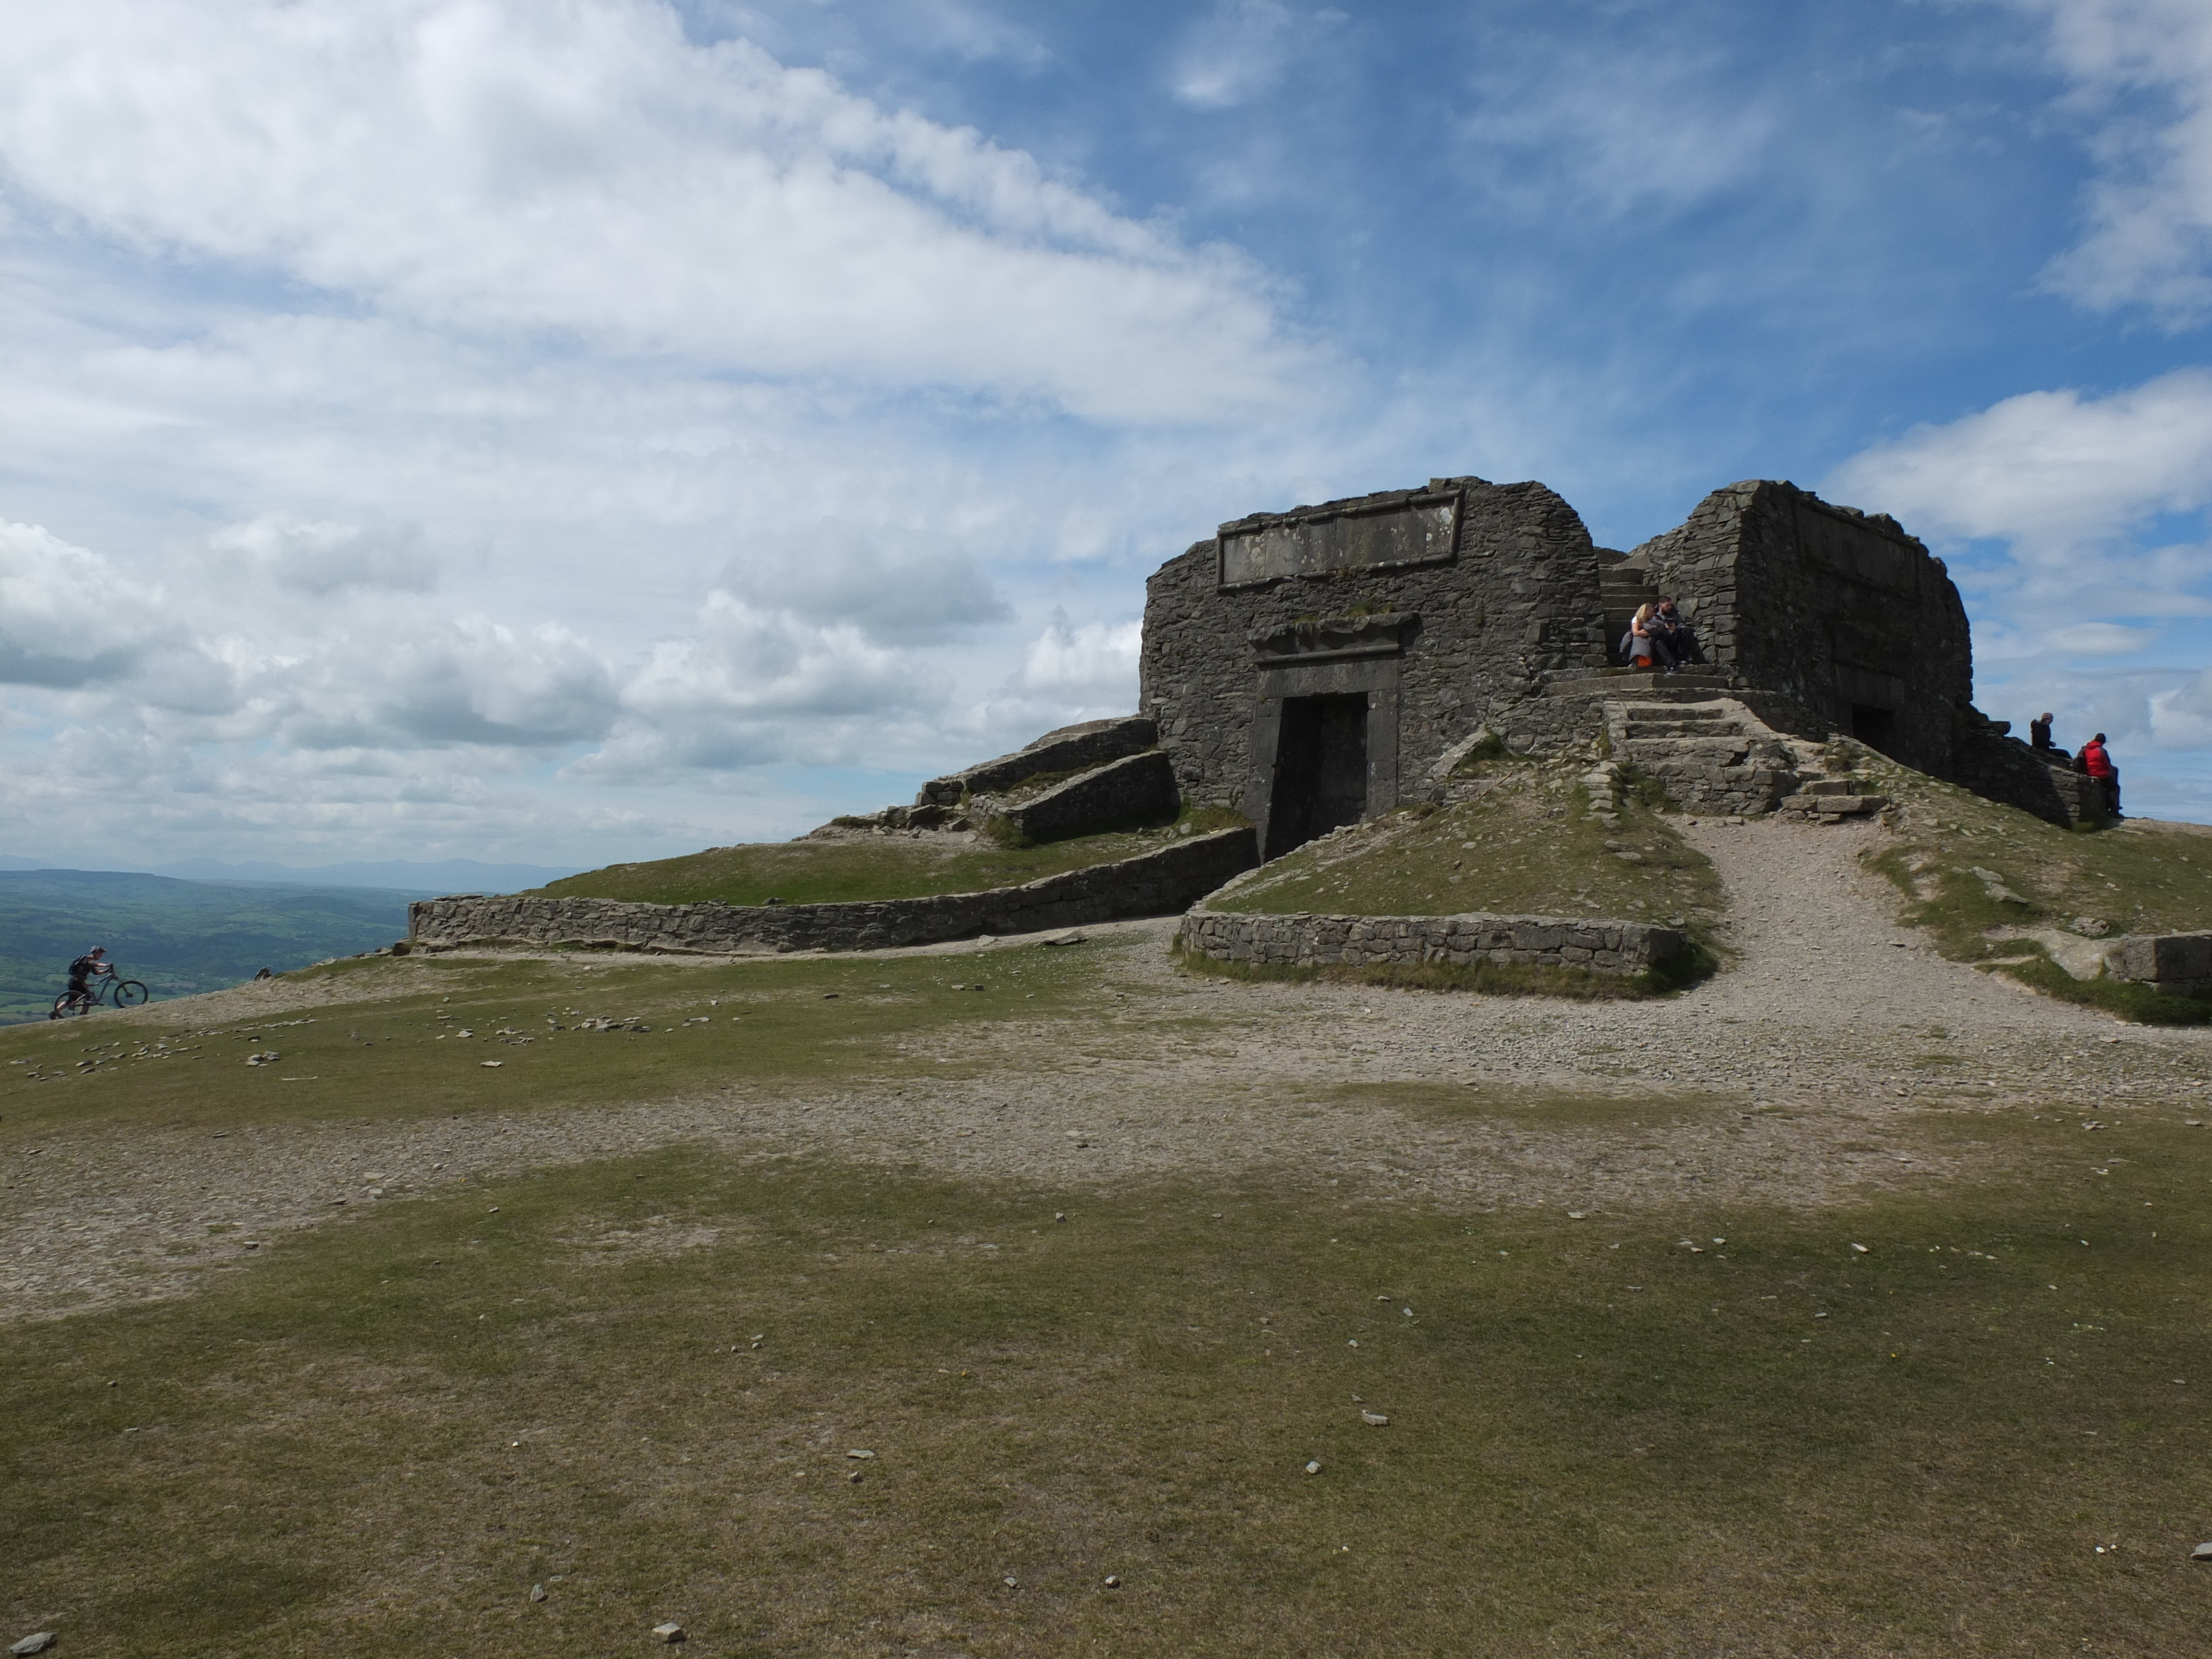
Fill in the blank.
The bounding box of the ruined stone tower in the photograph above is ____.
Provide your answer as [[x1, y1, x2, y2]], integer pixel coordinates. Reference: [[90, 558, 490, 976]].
[[1139, 472, 2086, 855]]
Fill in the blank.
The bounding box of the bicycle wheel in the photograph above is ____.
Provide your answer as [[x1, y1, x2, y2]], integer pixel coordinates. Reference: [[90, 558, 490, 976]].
[[113, 980, 150, 1006], [50, 993, 85, 1019]]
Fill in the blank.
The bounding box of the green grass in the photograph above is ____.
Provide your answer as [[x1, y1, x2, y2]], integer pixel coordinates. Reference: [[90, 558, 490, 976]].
[[1211, 755, 1724, 933], [8, 950, 2212, 1652], [0, 945, 1123, 1139], [7, 1095, 2212, 1654], [1854, 750, 2212, 1020], [533, 808, 1243, 909]]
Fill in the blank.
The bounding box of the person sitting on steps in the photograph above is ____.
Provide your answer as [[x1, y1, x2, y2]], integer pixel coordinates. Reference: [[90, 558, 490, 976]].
[[1651, 597, 1705, 669], [2030, 711, 2061, 754], [2079, 732, 2121, 818], [1623, 602, 1666, 669]]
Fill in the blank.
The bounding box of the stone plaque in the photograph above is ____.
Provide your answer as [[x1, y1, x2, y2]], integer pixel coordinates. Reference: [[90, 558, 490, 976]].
[[1218, 490, 1459, 588]]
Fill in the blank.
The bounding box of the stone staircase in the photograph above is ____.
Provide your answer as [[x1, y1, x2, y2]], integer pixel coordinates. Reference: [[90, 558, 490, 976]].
[[1596, 550, 1658, 664], [1543, 672, 1892, 821]]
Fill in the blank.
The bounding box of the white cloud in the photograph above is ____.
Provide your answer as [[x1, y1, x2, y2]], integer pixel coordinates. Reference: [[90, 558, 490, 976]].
[[2006, 0, 2212, 317], [1458, 44, 1778, 217], [0, 0, 1325, 423], [2048, 620, 2159, 654], [719, 519, 1010, 644], [0, 518, 178, 687], [276, 619, 621, 750], [208, 513, 439, 595], [1828, 368, 2212, 568], [1013, 613, 1141, 698], [1169, 1, 1301, 111]]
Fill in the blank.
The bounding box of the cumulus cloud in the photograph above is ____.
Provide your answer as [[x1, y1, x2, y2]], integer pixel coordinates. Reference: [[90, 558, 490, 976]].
[[207, 514, 439, 595], [0, 518, 178, 687], [1013, 613, 1141, 699], [0, 0, 1325, 422], [1828, 368, 2212, 599], [2006, 0, 2212, 317], [720, 519, 1010, 644], [575, 589, 948, 776], [275, 619, 621, 750]]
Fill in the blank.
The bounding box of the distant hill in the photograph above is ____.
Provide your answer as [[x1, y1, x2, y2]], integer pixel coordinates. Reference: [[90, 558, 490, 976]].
[[0, 869, 418, 1024], [148, 856, 577, 893], [0, 853, 576, 892]]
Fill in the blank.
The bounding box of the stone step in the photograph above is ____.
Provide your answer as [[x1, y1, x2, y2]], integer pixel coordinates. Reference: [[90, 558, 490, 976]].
[[1618, 709, 1734, 731], [1798, 777, 1863, 797], [1547, 669, 1734, 700], [1778, 792, 1885, 816], [1621, 736, 1760, 760]]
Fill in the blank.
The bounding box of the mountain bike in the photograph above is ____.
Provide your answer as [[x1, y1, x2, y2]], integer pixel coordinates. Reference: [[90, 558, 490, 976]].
[[50, 974, 151, 1019]]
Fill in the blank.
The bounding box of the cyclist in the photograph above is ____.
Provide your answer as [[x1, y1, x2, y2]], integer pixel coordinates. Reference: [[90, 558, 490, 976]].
[[62, 946, 116, 1014]]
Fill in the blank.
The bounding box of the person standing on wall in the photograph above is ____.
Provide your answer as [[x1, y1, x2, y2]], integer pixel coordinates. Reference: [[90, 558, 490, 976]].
[[2080, 732, 2120, 817]]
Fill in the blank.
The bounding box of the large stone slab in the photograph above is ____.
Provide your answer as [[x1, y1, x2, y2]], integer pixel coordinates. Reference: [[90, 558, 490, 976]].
[[2113, 932, 2212, 996], [998, 750, 1179, 842], [411, 827, 1256, 956], [916, 716, 1157, 807]]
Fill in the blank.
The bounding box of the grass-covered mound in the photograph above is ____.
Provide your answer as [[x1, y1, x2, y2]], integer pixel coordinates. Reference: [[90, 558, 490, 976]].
[[1848, 746, 2212, 1021], [531, 809, 1243, 910], [1209, 750, 1724, 932]]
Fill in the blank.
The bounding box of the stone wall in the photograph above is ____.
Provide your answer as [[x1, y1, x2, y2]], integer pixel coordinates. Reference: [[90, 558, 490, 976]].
[[411, 828, 1258, 956], [1141, 477, 1610, 842], [1628, 481, 1972, 781], [1178, 905, 1686, 976], [1949, 707, 2107, 828], [2112, 932, 2212, 997]]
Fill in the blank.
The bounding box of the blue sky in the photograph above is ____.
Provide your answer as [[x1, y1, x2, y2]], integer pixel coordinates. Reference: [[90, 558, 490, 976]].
[[4, 0, 2212, 868]]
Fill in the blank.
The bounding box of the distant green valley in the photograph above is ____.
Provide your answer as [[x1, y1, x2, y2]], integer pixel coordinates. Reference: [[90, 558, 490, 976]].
[[0, 870, 417, 1023]]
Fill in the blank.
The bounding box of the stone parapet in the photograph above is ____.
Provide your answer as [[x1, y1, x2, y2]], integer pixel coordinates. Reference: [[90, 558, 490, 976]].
[[410, 828, 1258, 956], [1178, 905, 1686, 977]]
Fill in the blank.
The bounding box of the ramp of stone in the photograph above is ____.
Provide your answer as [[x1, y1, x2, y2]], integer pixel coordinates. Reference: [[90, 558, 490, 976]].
[[411, 827, 1257, 956], [916, 715, 1157, 807]]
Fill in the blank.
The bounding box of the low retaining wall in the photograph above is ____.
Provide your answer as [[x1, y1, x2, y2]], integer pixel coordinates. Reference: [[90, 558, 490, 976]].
[[1177, 905, 1686, 975], [409, 827, 1259, 956], [2112, 932, 2212, 997]]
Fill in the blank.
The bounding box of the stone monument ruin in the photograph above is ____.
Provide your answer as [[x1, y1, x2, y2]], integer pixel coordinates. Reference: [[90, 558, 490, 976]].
[[1140, 473, 2094, 854]]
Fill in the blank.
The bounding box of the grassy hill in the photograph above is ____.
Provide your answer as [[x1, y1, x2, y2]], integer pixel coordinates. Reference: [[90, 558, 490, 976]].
[[1830, 745, 2212, 1020], [0, 869, 411, 1023], [1212, 751, 1723, 929]]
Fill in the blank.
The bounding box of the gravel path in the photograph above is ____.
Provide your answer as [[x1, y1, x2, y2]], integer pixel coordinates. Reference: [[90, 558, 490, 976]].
[[6, 819, 2207, 1324]]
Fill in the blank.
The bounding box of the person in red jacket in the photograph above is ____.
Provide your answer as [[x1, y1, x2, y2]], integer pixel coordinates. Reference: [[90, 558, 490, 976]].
[[2079, 733, 2120, 818]]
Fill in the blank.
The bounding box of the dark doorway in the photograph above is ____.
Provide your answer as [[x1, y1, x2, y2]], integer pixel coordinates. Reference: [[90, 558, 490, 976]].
[[1850, 703, 1897, 755], [1266, 693, 1369, 858]]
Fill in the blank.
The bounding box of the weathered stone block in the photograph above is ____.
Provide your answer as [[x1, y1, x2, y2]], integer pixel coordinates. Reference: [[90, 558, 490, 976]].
[[998, 750, 1179, 842]]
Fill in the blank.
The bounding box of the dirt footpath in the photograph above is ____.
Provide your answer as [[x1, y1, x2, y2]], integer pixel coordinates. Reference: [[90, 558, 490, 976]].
[[4, 819, 2206, 1325]]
